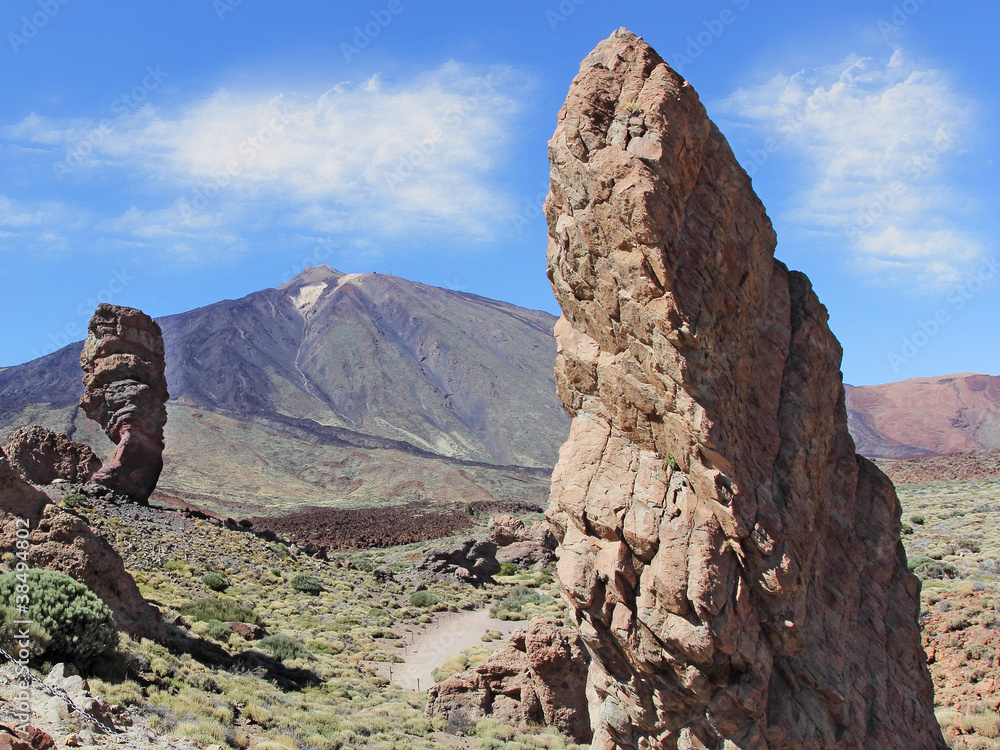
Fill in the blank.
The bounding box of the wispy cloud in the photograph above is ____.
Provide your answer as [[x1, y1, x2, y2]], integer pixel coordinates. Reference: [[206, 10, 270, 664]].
[[719, 49, 983, 289], [3, 62, 521, 253]]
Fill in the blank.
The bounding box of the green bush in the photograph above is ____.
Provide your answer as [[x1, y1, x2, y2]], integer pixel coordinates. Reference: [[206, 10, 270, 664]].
[[201, 573, 230, 592], [290, 573, 323, 595], [910, 515, 925, 525], [205, 619, 232, 642], [258, 634, 313, 662], [60, 493, 90, 510], [180, 596, 262, 625], [499, 562, 517, 577], [0, 604, 50, 657], [409, 591, 438, 608], [0, 569, 117, 666], [908, 556, 960, 580], [489, 585, 552, 621], [163, 560, 186, 572]]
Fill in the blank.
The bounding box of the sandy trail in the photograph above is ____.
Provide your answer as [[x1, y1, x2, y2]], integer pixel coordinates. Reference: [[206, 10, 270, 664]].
[[392, 607, 523, 692]]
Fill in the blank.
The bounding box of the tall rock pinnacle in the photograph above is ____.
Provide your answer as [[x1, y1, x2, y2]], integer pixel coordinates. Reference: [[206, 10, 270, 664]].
[[545, 29, 944, 749], [80, 304, 168, 503]]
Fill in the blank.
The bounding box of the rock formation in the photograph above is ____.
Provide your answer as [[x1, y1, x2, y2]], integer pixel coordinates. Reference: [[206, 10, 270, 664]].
[[3, 425, 101, 485], [415, 538, 501, 585], [79, 304, 168, 503], [426, 616, 591, 743], [489, 515, 557, 570], [545, 29, 945, 749], [489, 514, 531, 546], [0, 448, 162, 639]]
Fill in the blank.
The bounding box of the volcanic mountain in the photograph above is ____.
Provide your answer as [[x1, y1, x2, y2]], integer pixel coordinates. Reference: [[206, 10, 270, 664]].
[[0, 267, 569, 514], [846, 372, 1000, 457]]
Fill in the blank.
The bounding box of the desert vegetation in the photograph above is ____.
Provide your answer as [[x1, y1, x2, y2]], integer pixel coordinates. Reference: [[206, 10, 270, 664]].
[[35, 497, 581, 750], [897, 477, 1000, 749]]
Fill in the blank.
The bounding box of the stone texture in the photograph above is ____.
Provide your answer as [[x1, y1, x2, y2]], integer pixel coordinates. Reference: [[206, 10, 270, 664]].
[[426, 616, 591, 743], [544, 28, 945, 750], [0, 448, 163, 640], [227, 622, 267, 641], [415, 538, 500, 585], [43, 663, 130, 731], [497, 540, 555, 570], [80, 304, 168, 504], [2, 426, 101, 485], [488, 514, 530, 546]]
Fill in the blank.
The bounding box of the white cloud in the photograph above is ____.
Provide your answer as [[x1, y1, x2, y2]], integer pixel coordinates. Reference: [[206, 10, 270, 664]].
[[719, 50, 983, 288], [7, 62, 522, 246]]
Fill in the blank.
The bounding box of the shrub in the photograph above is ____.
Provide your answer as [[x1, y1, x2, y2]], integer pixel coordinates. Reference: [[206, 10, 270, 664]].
[[911, 558, 960, 580], [499, 562, 517, 577], [163, 560, 186, 572], [290, 573, 323, 595], [201, 573, 230, 592], [910, 515, 925, 525], [258, 634, 313, 662], [409, 591, 438, 608], [61, 493, 90, 509], [180, 596, 262, 625], [958, 538, 983, 554], [0, 569, 117, 666], [0, 604, 50, 657], [205, 619, 232, 642], [489, 585, 552, 621]]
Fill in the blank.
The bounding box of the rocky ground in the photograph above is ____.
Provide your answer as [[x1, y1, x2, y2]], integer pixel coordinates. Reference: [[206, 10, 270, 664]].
[[4, 486, 578, 750], [879, 449, 1000, 485], [248, 500, 543, 553]]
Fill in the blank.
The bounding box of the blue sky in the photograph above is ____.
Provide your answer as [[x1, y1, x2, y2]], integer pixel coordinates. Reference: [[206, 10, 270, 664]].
[[0, 0, 996, 386]]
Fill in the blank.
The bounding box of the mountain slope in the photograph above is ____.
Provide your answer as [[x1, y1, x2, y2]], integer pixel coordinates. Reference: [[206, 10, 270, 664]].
[[846, 373, 1000, 457], [162, 266, 567, 467], [0, 267, 568, 514]]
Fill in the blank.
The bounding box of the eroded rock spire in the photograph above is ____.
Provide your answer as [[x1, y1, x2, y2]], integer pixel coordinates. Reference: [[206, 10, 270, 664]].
[[80, 303, 168, 503], [545, 28, 944, 750]]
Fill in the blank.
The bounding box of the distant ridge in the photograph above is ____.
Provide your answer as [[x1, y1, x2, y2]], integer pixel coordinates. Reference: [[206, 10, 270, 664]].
[[846, 373, 1000, 457]]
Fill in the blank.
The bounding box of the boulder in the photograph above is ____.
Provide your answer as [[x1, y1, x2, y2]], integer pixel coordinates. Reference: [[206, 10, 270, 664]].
[[529, 520, 557, 549], [2, 426, 101, 485], [42, 663, 128, 731], [488, 514, 529, 546], [544, 28, 945, 749], [427, 616, 591, 743], [496, 540, 555, 570], [0, 726, 55, 750], [79, 304, 168, 504], [0, 448, 162, 640], [227, 622, 267, 641], [373, 565, 396, 583], [416, 538, 500, 585]]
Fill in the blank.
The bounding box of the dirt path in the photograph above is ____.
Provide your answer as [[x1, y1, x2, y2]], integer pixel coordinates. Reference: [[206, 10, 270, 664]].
[[391, 607, 523, 692]]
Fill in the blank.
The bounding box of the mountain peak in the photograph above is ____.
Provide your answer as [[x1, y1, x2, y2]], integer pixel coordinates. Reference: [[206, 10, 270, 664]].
[[278, 265, 345, 290]]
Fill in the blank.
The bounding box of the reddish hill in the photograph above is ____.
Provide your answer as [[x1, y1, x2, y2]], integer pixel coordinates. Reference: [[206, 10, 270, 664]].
[[846, 373, 1000, 457]]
